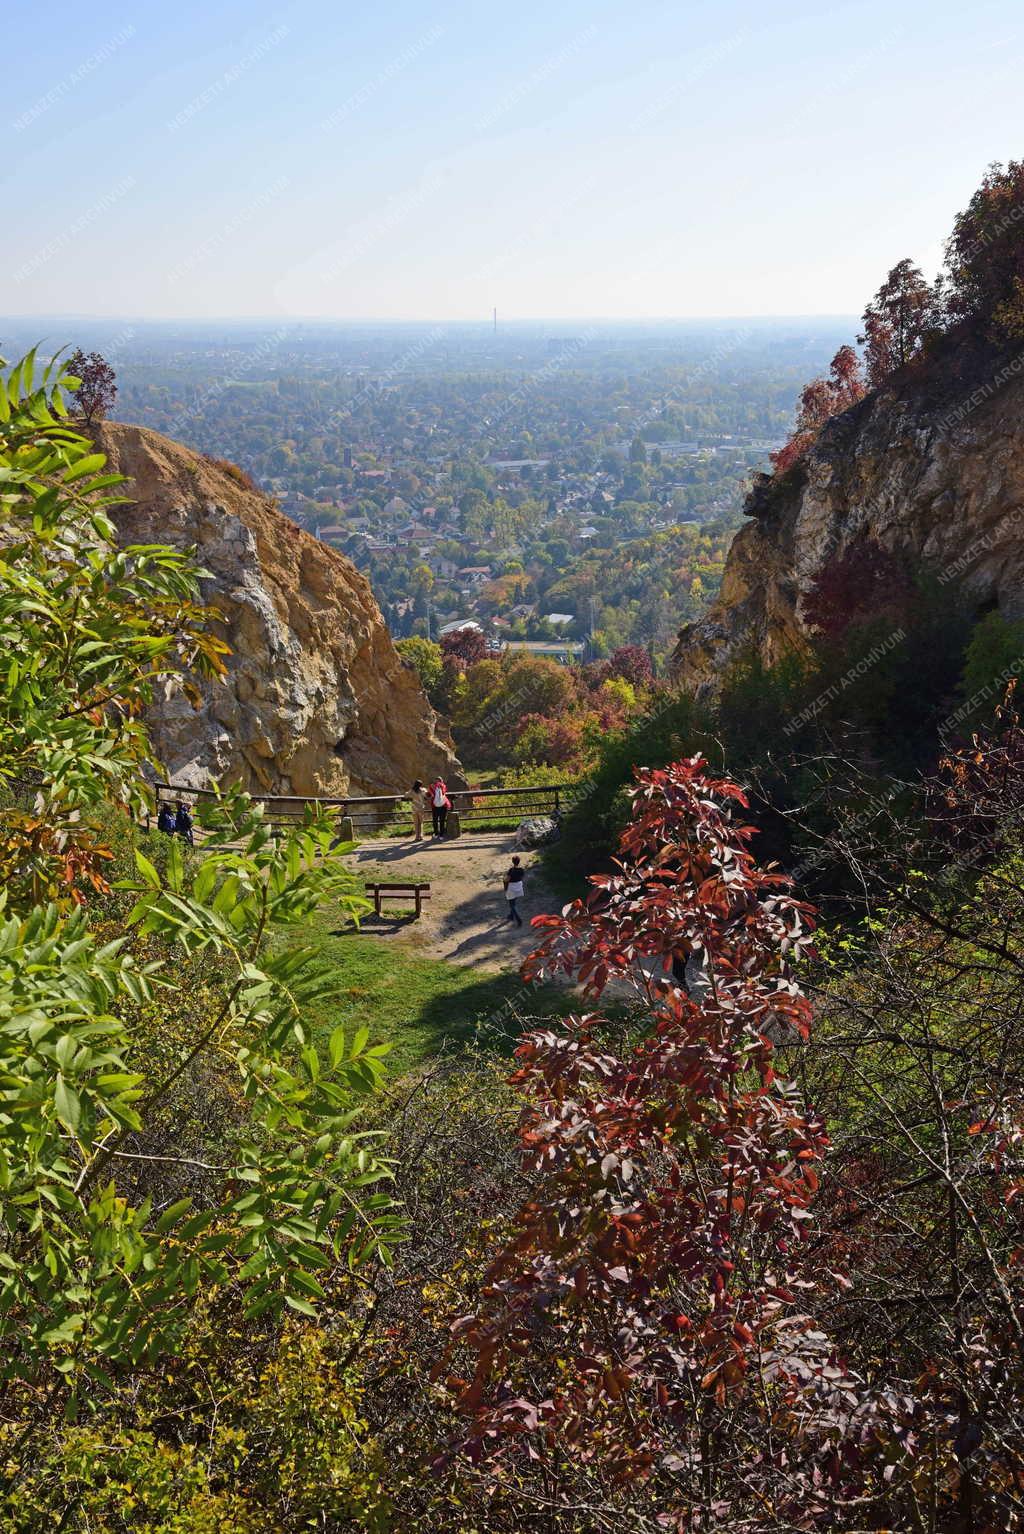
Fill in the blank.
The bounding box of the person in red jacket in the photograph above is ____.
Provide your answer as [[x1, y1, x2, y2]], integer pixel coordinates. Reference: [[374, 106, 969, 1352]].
[[428, 777, 451, 837]]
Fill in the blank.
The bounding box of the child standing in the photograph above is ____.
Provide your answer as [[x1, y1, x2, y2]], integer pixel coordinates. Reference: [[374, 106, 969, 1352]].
[[502, 854, 525, 928]]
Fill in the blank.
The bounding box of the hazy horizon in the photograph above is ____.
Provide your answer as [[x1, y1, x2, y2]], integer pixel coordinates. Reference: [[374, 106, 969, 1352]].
[[2, 312, 860, 327]]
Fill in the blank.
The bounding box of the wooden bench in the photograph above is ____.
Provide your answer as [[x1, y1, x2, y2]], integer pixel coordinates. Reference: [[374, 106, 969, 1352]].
[[366, 881, 431, 919]]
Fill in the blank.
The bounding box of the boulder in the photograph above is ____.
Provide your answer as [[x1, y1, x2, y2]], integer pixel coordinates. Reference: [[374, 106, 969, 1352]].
[[515, 815, 559, 849]]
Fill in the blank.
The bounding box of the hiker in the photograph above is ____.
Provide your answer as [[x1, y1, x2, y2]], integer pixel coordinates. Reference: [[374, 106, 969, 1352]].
[[503, 854, 525, 928], [428, 777, 450, 838], [156, 801, 176, 836], [174, 799, 195, 847], [409, 779, 431, 841], [671, 945, 711, 1003]]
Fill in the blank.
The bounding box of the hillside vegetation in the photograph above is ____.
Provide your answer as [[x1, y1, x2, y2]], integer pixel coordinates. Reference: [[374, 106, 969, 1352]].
[[4, 159, 1024, 1534]]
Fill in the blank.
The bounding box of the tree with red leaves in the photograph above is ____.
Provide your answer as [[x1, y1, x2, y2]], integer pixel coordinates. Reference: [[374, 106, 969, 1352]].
[[858, 259, 935, 386], [606, 643, 655, 689], [66, 348, 117, 426], [447, 758, 878, 1525], [771, 346, 865, 476], [827, 343, 865, 410], [441, 626, 489, 670], [801, 538, 911, 641], [945, 159, 1024, 340]]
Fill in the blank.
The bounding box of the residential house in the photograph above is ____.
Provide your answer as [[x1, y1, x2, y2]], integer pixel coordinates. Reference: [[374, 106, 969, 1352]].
[[438, 619, 483, 638]]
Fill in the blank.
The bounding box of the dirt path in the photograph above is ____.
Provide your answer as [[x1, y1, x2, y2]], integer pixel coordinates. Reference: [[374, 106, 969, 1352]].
[[346, 829, 565, 972]]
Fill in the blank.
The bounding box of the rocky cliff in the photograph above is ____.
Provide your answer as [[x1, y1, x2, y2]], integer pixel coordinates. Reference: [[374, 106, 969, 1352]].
[[96, 422, 462, 796], [672, 357, 1024, 691]]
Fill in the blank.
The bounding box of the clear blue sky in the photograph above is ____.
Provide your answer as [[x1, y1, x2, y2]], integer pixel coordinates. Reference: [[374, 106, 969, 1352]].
[[6, 0, 1023, 320]]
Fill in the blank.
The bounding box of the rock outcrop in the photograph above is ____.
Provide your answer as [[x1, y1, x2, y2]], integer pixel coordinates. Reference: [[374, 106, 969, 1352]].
[[672, 356, 1024, 692], [96, 422, 463, 796]]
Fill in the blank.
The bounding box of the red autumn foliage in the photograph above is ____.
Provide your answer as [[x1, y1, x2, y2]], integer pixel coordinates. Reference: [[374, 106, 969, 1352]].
[[66, 348, 117, 426], [446, 758, 879, 1519], [770, 346, 865, 476], [512, 711, 584, 766], [858, 259, 935, 386], [583, 645, 656, 692], [826, 343, 865, 411], [769, 429, 816, 477], [801, 538, 911, 641], [441, 626, 489, 669], [774, 161, 1024, 483], [606, 643, 655, 689]]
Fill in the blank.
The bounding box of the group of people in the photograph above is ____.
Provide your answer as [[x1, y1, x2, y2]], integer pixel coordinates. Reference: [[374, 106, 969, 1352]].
[[408, 778, 452, 840], [156, 780, 528, 932], [406, 778, 527, 931], [156, 798, 194, 846]]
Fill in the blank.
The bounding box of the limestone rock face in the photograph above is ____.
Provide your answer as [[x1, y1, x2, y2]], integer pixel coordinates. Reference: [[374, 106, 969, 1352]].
[[672, 361, 1024, 692], [96, 422, 463, 796]]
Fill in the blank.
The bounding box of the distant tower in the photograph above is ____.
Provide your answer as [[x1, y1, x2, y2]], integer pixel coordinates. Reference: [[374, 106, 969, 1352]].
[[493, 307, 497, 333]]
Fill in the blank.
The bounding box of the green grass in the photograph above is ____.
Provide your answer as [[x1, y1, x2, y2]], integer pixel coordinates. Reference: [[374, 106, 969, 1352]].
[[297, 905, 573, 1076]]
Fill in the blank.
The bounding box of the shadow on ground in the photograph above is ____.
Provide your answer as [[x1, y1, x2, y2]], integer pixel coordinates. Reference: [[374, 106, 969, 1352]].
[[345, 829, 564, 971], [400, 969, 565, 1059], [353, 838, 462, 864], [315, 922, 571, 1064]]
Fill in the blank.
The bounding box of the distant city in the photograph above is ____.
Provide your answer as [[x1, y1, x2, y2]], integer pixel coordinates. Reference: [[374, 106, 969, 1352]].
[[1, 317, 851, 662]]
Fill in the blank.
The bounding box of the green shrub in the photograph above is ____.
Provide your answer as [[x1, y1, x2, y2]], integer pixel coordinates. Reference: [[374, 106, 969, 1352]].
[[955, 608, 1024, 731], [0, 353, 402, 1502]]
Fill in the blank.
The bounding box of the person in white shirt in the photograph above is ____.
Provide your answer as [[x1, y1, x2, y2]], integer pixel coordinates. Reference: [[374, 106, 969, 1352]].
[[502, 855, 526, 928], [409, 780, 431, 841]]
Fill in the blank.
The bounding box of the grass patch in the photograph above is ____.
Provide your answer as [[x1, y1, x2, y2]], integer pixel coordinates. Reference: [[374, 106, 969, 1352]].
[[298, 906, 572, 1076]]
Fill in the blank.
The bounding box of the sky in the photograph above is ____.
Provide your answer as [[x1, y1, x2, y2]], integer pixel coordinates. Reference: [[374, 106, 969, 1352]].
[[5, 0, 1024, 322]]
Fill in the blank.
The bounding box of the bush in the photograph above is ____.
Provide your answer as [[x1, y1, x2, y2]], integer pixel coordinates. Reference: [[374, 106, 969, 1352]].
[[498, 761, 574, 791], [955, 608, 1024, 732], [0, 353, 400, 1503], [395, 635, 443, 698], [203, 454, 261, 494]]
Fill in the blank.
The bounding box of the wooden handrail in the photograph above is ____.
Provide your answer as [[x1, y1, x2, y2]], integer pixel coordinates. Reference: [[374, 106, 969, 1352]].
[[155, 781, 574, 807]]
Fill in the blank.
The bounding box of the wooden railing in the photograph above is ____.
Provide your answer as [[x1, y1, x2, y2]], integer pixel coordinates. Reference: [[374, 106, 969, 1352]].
[[153, 781, 576, 836]]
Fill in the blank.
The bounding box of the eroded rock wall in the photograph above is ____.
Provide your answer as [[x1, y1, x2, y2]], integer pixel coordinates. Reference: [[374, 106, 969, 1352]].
[[673, 361, 1024, 692], [97, 422, 463, 796]]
